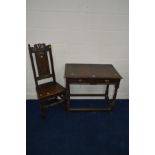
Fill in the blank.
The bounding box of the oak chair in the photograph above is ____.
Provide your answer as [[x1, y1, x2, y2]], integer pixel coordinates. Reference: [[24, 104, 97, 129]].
[[28, 43, 67, 118]]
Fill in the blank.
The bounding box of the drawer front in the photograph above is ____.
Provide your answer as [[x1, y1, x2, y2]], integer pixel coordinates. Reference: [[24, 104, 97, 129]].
[[67, 78, 119, 84]]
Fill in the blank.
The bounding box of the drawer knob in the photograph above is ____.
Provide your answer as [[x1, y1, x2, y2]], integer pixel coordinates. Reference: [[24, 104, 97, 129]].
[[78, 79, 82, 82]]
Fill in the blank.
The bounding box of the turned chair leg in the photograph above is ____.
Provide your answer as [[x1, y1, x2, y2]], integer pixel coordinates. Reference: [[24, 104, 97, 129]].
[[63, 91, 69, 112], [39, 101, 46, 119]]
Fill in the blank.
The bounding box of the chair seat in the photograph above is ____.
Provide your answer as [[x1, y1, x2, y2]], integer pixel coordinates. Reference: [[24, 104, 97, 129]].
[[38, 82, 65, 99]]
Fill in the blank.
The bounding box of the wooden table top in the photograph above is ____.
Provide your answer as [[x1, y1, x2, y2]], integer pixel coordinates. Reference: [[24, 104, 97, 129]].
[[65, 64, 122, 79]]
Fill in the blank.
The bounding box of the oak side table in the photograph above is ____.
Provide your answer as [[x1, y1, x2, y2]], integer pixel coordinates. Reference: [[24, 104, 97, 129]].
[[64, 64, 122, 112]]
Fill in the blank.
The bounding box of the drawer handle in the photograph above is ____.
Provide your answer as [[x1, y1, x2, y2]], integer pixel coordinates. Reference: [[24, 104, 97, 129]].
[[105, 80, 109, 83], [78, 79, 82, 82]]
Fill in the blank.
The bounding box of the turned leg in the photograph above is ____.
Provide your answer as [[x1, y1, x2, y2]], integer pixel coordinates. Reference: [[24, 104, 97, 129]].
[[105, 84, 109, 100], [110, 83, 119, 109], [65, 80, 70, 112], [63, 90, 68, 112], [39, 101, 46, 119]]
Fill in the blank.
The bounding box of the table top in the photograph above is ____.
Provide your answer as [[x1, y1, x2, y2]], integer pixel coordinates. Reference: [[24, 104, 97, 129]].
[[65, 63, 122, 79]]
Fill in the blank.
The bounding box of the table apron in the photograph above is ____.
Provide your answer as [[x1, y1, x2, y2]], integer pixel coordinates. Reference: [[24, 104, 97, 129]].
[[66, 78, 120, 85]]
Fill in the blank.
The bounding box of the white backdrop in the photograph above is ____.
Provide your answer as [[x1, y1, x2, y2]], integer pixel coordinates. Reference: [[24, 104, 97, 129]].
[[26, 0, 129, 99]]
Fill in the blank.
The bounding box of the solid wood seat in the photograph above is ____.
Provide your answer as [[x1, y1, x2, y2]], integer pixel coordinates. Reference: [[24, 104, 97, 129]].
[[28, 43, 67, 118], [38, 82, 66, 99]]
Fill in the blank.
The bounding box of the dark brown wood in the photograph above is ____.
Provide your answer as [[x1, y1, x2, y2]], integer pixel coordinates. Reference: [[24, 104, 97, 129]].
[[65, 79, 70, 112], [65, 64, 122, 79], [105, 84, 109, 100], [65, 78, 119, 84], [48, 45, 56, 82], [38, 82, 65, 99], [69, 107, 112, 112], [110, 83, 119, 109], [28, 43, 67, 117], [70, 94, 105, 96], [36, 74, 53, 80], [65, 63, 122, 112], [35, 50, 50, 78]]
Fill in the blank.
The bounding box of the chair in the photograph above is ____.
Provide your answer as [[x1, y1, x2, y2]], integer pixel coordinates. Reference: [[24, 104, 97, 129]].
[[28, 43, 67, 118]]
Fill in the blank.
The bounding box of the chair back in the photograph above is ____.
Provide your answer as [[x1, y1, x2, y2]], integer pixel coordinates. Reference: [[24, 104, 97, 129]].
[[28, 44, 56, 87]]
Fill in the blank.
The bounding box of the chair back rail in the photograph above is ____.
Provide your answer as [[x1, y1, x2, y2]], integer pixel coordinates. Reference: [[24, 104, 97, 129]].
[[28, 44, 56, 87]]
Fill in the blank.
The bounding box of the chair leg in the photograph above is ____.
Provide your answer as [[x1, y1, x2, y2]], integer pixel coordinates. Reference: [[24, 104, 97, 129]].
[[63, 91, 68, 112], [39, 101, 46, 119]]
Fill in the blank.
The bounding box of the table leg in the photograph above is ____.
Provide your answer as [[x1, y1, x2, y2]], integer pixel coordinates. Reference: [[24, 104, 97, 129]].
[[65, 80, 70, 111], [110, 83, 119, 109], [105, 84, 109, 100]]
